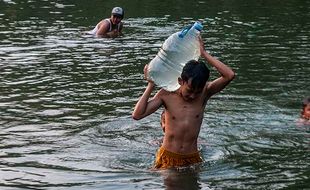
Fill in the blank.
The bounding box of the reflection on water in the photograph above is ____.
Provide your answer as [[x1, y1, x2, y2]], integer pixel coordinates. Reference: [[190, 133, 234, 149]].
[[161, 169, 203, 190], [0, 0, 309, 189]]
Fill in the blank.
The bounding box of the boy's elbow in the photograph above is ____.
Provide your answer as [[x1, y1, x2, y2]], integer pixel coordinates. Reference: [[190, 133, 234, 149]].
[[132, 115, 140, 120], [230, 71, 236, 80], [132, 113, 142, 120], [229, 71, 235, 81]]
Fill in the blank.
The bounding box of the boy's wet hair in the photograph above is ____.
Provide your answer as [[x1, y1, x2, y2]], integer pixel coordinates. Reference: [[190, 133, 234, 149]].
[[181, 60, 210, 90]]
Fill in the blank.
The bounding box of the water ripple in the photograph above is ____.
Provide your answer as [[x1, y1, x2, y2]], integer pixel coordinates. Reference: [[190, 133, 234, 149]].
[[1, 1, 310, 189]]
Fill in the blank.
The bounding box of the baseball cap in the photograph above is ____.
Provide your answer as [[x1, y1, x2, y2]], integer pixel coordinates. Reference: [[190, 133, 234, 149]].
[[111, 7, 124, 18]]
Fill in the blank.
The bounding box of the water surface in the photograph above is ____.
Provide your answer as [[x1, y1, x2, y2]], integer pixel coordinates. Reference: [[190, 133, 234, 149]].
[[0, 0, 309, 189]]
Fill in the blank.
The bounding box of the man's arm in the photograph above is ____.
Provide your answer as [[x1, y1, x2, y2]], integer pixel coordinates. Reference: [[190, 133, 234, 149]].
[[105, 30, 120, 38], [200, 37, 235, 97], [132, 65, 163, 120], [106, 22, 123, 38], [96, 20, 110, 37], [96, 21, 122, 38]]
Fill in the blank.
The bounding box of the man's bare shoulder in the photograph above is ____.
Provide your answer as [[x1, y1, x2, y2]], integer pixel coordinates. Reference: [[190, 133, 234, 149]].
[[98, 19, 110, 28]]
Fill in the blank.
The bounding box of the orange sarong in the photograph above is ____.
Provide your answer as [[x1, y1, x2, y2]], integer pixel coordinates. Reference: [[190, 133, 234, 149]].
[[154, 146, 203, 169]]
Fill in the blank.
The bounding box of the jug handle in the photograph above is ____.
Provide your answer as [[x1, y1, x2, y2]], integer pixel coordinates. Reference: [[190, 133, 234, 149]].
[[178, 25, 191, 38]]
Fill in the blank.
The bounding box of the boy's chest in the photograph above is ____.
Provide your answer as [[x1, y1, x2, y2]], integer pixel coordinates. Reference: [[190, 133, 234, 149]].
[[163, 94, 205, 113], [163, 95, 205, 127]]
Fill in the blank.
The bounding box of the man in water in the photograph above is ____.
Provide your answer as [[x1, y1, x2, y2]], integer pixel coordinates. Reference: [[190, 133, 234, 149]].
[[132, 36, 235, 169], [88, 7, 124, 38]]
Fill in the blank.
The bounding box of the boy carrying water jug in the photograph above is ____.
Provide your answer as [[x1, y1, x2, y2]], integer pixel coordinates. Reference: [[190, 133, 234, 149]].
[[132, 36, 235, 169]]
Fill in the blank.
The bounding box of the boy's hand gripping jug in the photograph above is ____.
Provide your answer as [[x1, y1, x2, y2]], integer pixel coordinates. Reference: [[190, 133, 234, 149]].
[[147, 22, 203, 91]]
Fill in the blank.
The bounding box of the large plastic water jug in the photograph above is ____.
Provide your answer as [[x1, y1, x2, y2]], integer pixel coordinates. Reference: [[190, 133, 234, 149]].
[[147, 22, 203, 92]]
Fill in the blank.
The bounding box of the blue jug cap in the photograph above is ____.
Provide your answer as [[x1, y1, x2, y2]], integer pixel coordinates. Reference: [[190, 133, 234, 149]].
[[193, 22, 203, 31], [178, 22, 203, 38]]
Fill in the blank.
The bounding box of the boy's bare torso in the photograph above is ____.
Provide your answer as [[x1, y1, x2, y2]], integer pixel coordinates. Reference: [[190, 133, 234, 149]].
[[132, 37, 235, 165], [158, 89, 208, 154]]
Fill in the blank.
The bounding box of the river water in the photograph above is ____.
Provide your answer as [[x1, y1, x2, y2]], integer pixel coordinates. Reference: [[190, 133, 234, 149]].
[[0, 0, 309, 189]]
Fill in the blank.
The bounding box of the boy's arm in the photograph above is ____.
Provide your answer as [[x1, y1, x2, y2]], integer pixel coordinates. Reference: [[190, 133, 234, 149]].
[[132, 66, 163, 120], [200, 37, 235, 97]]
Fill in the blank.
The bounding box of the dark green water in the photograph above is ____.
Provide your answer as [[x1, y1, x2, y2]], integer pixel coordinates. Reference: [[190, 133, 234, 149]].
[[0, 0, 309, 189]]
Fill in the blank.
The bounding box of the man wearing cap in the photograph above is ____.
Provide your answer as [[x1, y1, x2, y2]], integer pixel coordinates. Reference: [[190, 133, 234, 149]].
[[88, 7, 124, 38]]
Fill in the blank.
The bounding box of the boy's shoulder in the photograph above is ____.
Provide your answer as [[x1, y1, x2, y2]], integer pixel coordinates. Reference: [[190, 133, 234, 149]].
[[158, 88, 177, 94], [156, 88, 178, 99]]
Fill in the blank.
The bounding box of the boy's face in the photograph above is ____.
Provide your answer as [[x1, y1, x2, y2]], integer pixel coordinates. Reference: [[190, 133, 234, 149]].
[[302, 104, 310, 119], [178, 78, 203, 101]]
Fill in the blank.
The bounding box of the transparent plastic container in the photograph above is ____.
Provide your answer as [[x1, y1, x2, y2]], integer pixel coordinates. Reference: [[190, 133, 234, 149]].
[[147, 22, 203, 91]]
